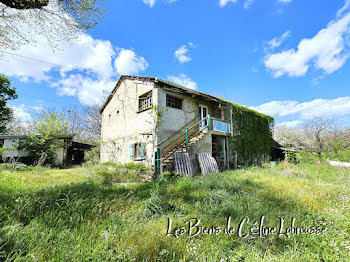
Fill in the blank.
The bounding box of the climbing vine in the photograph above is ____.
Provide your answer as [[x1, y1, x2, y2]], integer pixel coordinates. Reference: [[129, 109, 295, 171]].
[[148, 104, 168, 131], [227, 102, 275, 168], [218, 98, 274, 122]]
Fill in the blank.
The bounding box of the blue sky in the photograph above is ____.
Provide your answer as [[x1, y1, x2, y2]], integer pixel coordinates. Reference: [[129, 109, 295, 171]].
[[1, 0, 350, 127]]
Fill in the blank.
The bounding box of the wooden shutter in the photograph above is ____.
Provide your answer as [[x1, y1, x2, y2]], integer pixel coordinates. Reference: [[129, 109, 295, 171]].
[[130, 144, 134, 160], [139, 142, 145, 160]]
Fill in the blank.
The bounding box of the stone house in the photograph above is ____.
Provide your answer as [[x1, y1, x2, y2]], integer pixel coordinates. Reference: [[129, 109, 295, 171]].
[[100, 75, 274, 173]]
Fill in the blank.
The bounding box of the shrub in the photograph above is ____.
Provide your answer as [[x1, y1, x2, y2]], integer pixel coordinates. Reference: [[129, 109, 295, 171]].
[[84, 146, 100, 165], [18, 113, 70, 166], [0, 162, 27, 171], [157, 171, 182, 183]]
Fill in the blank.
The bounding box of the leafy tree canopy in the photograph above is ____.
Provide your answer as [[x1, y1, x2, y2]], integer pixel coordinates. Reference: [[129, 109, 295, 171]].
[[0, 75, 17, 133], [19, 113, 70, 165]]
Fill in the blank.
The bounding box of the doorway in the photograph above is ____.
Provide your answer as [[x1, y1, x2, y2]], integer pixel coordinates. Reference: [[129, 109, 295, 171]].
[[199, 105, 208, 131], [212, 135, 227, 170]]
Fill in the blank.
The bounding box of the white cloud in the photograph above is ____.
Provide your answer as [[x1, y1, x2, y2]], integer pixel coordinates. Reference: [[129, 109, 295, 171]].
[[267, 30, 291, 50], [0, 1, 151, 107], [0, 0, 116, 81], [219, 0, 238, 8], [244, 0, 255, 9], [219, 0, 254, 8], [275, 120, 302, 128], [114, 49, 149, 75], [0, 32, 148, 105], [0, 32, 116, 82], [167, 74, 198, 90], [278, 0, 292, 3], [338, 0, 350, 18], [265, 9, 350, 77], [142, 0, 178, 7], [174, 44, 193, 63], [250, 97, 350, 119], [311, 75, 325, 86], [142, 0, 156, 7], [11, 104, 32, 122], [52, 74, 116, 106]]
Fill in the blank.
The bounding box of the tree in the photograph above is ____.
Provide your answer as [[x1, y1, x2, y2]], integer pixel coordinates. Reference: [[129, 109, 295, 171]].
[[302, 117, 338, 158], [82, 104, 101, 141], [3, 118, 32, 135], [0, 75, 17, 133], [36, 106, 85, 139], [19, 113, 70, 165], [274, 117, 347, 159], [35, 104, 101, 142], [273, 124, 307, 150], [0, 0, 105, 50], [324, 126, 349, 158]]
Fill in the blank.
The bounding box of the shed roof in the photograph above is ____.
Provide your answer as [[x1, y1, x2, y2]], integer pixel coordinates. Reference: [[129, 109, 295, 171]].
[[0, 135, 95, 148], [0, 135, 27, 139], [0, 135, 74, 139]]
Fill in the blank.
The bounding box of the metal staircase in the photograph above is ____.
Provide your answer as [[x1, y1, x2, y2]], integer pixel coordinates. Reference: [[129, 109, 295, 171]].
[[155, 114, 211, 173]]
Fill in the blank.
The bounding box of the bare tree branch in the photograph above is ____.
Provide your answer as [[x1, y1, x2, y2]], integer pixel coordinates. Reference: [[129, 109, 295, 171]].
[[0, 0, 105, 51]]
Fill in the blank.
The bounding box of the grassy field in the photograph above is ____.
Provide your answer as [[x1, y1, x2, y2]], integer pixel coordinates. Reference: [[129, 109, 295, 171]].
[[0, 161, 349, 261]]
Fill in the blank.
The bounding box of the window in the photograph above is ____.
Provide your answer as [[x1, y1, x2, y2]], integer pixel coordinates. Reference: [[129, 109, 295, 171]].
[[138, 91, 152, 111], [166, 95, 182, 110], [130, 142, 145, 160]]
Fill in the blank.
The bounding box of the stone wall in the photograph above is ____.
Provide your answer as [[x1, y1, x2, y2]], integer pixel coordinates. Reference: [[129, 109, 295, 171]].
[[100, 79, 157, 166]]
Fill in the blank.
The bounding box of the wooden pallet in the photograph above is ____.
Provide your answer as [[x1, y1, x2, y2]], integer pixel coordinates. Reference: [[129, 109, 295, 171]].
[[173, 152, 195, 175], [197, 152, 219, 175]]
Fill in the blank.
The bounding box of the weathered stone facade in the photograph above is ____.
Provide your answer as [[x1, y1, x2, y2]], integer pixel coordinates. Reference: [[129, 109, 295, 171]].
[[100, 78, 157, 166], [100, 76, 273, 171]]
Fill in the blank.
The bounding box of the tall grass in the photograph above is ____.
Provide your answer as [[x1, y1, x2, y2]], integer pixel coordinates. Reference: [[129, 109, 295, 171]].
[[0, 161, 349, 261]]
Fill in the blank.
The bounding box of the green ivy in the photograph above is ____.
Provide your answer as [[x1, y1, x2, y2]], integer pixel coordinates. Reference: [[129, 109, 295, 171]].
[[227, 102, 275, 168], [218, 97, 274, 122]]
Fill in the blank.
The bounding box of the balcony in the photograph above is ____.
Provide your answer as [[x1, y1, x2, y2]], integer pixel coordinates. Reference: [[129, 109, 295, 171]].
[[211, 117, 231, 134]]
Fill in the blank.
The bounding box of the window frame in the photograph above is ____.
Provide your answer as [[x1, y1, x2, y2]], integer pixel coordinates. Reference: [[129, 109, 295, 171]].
[[138, 91, 153, 112], [166, 95, 183, 110], [130, 142, 145, 161]]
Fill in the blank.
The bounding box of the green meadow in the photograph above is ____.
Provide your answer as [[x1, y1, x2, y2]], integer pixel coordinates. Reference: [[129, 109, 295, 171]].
[[0, 161, 349, 261]]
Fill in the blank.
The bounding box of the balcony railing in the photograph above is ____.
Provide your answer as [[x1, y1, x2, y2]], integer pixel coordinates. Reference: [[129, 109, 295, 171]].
[[211, 118, 231, 133], [155, 114, 232, 174]]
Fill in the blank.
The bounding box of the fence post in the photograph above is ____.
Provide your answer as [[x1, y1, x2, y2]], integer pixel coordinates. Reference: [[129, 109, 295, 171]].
[[154, 150, 158, 173], [207, 113, 211, 131], [185, 127, 189, 150], [155, 149, 161, 173]]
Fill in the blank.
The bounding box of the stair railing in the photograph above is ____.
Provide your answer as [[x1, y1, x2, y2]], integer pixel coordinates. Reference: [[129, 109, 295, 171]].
[[157, 115, 199, 148], [155, 113, 211, 173]]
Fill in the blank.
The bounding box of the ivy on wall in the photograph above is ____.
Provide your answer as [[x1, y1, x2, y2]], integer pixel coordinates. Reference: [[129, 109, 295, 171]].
[[227, 102, 275, 168]]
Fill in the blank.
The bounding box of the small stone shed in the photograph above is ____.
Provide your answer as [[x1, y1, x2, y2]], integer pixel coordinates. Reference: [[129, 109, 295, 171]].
[[0, 135, 94, 165]]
